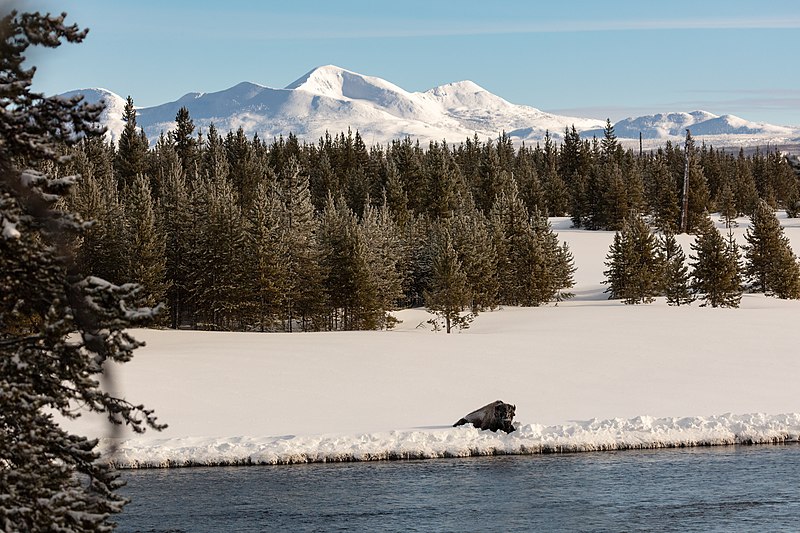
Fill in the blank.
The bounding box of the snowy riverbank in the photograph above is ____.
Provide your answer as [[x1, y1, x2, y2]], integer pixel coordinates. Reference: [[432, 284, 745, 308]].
[[104, 413, 800, 468]]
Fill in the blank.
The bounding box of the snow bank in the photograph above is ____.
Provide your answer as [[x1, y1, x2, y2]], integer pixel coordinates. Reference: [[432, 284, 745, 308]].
[[104, 413, 800, 468]]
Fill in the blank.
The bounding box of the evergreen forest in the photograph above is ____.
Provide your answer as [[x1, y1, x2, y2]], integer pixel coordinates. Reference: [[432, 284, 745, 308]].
[[49, 102, 800, 330]]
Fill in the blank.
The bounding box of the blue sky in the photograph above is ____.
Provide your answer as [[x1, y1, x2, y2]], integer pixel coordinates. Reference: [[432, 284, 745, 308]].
[[18, 0, 800, 125]]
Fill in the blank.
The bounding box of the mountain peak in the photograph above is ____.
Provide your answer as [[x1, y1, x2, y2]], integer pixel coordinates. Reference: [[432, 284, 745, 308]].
[[284, 64, 417, 112], [424, 79, 516, 112], [428, 79, 487, 96], [285, 64, 348, 92]]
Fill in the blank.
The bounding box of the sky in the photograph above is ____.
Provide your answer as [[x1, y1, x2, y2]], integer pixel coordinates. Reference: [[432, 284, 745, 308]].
[[12, 0, 800, 125]]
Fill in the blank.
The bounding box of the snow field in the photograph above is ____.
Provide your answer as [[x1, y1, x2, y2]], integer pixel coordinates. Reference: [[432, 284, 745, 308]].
[[65, 214, 800, 467]]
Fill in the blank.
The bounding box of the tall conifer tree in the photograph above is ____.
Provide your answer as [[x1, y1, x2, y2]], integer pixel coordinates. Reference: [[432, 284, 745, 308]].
[[124, 174, 168, 312], [424, 225, 473, 333], [743, 200, 800, 299], [661, 232, 693, 306], [690, 215, 742, 307], [115, 95, 149, 190]]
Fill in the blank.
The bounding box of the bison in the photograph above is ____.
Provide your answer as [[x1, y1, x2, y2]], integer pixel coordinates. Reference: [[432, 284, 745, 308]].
[[453, 400, 516, 433]]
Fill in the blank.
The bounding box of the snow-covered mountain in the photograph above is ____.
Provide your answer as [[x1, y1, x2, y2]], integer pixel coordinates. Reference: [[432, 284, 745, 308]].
[[62, 65, 800, 146], [58, 87, 128, 142], [582, 110, 797, 142]]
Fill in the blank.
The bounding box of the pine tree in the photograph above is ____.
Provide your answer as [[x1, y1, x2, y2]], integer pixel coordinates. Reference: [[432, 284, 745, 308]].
[[309, 149, 339, 211], [734, 149, 759, 216], [0, 11, 163, 531], [489, 182, 533, 304], [156, 143, 192, 328], [601, 118, 619, 161], [318, 195, 378, 330], [689, 215, 742, 307], [423, 140, 464, 219], [661, 232, 693, 306], [424, 225, 473, 333], [603, 214, 663, 304], [224, 126, 261, 209], [743, 200, 800, 299], [123, 174, 168, 312], [188, 177, 247, 329], [475, 140, 511, 214], [601, 161, 630, 231], [115, 95, 149, 190], [69, 160, 127, 285], [531, 212, 576, 303], [275, 159, 324, 331], [717, 181, 738, 228], [172, 106, 199, 179], [648, 153, 680, 233], [785, 177, 800, 218], [515, 148, 546, 218], [360, 202, 405, 329], [203, 124, 230, 181], [685, 145, 711, 232], [382, 158, 411, 228], [448, 211, 498, 311], [603, 230, 633, 300], [542, 166, 570, 217], [242, 180, 287, 331]]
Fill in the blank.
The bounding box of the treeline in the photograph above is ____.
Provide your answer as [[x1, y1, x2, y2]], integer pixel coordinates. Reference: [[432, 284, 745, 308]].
[[49, 100, 800, 330]]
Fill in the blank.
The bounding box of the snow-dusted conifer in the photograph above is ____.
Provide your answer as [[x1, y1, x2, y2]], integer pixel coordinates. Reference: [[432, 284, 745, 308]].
[[448, 210, 498, 311], [172, 106, 199, 179], [423, 140, 465, 219], [489, 181, 532, 304], [603, 214, 662, 304], [717, 181, 738, 228], [276, 158, 324, 331], [188, 177, 247, 328], [735, 149, 759, 216], [531, 212, 576, 303], [115, 95, 149, 190], [689, 215, 742, 307], [360, 201, 405, 329], [0, 11, 163, 531], [743, 199, 800, 299], [684, 140, 712, 233], [156, 142, 192, 328], [424, 225, 473, 333], [223, 126, 263, 209], [69, 153, 127, 285], [648, 152, 680, 233], [661, 232, 693, 306], [124, 174, 168, 311], [318, 194, 380, 330], [601, 118, 619, 160], [243, 180, 286, 331]]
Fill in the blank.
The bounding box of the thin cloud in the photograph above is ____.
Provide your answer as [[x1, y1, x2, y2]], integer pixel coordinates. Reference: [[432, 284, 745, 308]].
[[249, 16, 800, 40]]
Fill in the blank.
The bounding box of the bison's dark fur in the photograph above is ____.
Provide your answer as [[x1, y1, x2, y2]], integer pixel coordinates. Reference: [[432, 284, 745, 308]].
[[453, 400, 516, 433]]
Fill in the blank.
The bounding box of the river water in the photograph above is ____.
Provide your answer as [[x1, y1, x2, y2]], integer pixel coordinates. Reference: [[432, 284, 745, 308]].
[[116, 444, 800, 532]]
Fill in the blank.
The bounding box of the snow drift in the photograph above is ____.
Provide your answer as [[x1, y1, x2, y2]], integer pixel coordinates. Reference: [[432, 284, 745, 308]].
[[105, 413, 800, 468]]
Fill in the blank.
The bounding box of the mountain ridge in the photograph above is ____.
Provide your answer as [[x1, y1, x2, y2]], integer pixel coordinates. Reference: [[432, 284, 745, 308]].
[[60, 65, 800, 147]]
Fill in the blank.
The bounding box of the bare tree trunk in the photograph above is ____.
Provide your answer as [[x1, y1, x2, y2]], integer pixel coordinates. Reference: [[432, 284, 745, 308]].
[[680, 129, 692, 233]]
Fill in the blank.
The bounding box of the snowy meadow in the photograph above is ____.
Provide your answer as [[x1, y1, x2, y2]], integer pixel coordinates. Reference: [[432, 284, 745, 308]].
[[66, 215, 800, 467]]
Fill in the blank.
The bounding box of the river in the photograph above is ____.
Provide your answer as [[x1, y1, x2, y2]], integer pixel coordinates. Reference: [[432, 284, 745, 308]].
[[116, 444, 800, 532]]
